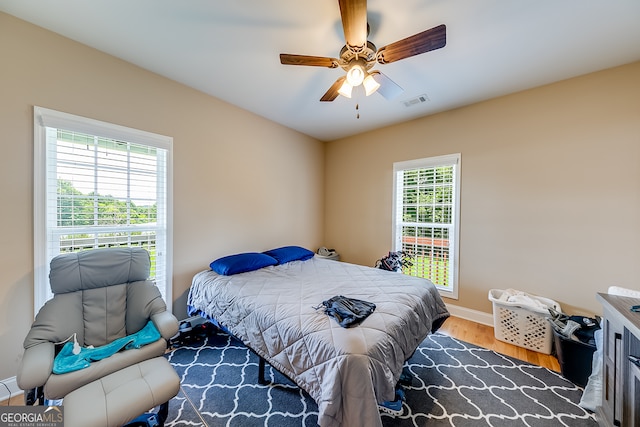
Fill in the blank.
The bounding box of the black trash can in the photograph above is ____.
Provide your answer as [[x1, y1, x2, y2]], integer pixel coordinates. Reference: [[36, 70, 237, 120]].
[[552, 328, 596, 387]]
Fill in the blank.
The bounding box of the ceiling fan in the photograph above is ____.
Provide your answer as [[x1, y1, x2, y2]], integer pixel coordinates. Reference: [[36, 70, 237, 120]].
[[279, 0, 446, 102]]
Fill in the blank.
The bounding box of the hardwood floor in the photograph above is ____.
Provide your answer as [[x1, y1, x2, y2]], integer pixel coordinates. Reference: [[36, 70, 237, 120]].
[[0, 315, 560, 406], [438, 315, 561, 372], [3, 393, 22, 405]]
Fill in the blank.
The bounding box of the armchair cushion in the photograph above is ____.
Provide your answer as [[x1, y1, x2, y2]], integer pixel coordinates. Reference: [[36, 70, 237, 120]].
[[44, 338, 167, 399], [24, 280, 168, 350], [49, 247, 150, 294], [16, 342, 55, 391], [63, 357, 180, 427], [126, 281, 170, 335], [151, 310, 180, 340]]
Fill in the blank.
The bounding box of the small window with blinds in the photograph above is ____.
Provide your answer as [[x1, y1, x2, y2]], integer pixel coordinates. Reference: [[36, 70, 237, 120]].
[[392, 154, 460, 299], [33, 107, 173, 313]]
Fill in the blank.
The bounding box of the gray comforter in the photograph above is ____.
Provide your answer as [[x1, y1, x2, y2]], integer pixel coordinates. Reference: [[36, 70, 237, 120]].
[[188, 257, 449, 427]]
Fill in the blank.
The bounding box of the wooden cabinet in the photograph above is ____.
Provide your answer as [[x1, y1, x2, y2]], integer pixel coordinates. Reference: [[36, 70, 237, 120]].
[[596, 293, 640, 427], [627, 331, 640, 426]]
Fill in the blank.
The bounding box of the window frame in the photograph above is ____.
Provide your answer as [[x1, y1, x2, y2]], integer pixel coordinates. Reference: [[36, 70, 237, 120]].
[[392, 153, 461, 299], [33, 106, 173, 314]]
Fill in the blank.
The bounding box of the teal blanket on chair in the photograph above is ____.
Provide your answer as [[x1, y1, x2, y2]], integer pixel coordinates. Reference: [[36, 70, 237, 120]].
[[53, 321, 161, 374]]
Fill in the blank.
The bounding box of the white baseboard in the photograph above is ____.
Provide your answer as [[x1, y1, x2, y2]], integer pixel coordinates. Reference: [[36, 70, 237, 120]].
[[0, 376, 22, 402], [445, 303, 494, 327]]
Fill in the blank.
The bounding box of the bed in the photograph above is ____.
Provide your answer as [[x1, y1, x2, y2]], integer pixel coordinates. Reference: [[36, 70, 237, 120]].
[[187, 248, 450, 427]]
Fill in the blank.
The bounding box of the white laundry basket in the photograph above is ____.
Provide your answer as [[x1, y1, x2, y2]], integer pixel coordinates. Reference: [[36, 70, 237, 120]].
[[488, 289, 561, 355]]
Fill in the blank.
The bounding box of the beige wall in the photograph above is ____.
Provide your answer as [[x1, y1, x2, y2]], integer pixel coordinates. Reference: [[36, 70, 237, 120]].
[[325, 61, 640, 319], [0, 13, 324, 380]]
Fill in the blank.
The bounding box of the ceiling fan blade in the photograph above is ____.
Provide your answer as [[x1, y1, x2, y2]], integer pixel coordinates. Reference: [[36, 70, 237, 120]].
[[320, 76, 347, 102], [377, 24, 446, 64], [338, 0, 368, 48], [370, 71, 403, 100], [280, 54, 339, 68]]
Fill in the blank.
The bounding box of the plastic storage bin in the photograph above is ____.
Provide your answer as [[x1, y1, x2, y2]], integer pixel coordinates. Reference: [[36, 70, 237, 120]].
[[488, 289, 561, 355], [552, 328, 596, 387]]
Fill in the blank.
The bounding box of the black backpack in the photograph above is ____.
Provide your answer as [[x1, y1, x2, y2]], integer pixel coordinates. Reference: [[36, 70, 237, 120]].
[[375, 251, 413, 272]]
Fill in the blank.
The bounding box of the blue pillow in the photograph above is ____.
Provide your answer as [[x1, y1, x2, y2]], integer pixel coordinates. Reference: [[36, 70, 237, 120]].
[[210, 252, 278, 275], [263, 246, 314, 264]]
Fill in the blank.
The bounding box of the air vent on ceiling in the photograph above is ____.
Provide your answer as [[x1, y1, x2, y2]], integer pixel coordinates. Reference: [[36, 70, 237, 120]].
[[403, 94, 430, 108]]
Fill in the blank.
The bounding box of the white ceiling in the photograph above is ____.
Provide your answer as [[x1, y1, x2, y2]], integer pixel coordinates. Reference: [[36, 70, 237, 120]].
[[2, 0, 640, 141]]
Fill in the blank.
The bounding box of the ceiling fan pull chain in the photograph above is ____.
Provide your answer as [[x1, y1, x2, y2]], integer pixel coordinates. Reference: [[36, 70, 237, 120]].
[[356, 103, 360, 119]]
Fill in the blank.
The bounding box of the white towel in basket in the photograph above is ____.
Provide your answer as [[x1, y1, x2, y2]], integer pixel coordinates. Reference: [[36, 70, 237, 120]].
[[499, 288, 550, 311]]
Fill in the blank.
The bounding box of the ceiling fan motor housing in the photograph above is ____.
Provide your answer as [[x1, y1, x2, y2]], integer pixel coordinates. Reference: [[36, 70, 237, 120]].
[[339, 41, 377, 71]]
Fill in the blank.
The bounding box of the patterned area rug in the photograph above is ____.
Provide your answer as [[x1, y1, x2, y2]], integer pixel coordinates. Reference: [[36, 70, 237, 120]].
[[164, 327, 597, 427]]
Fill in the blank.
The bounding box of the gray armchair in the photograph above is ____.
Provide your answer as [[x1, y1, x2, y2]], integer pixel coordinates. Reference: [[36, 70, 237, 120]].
[[17, 247, 180, 427]]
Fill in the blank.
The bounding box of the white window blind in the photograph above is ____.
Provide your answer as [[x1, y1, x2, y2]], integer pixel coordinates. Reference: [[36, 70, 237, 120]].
[[392, 154, 460, 299], [33, 107, 173, 314]]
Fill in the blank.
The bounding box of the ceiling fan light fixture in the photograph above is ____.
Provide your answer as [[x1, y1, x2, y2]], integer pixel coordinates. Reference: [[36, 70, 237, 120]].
[[363, 73, 380, 96], [338, 80, 353, 98], [279, 3, 447, 104], [346, 63, 365, 86]]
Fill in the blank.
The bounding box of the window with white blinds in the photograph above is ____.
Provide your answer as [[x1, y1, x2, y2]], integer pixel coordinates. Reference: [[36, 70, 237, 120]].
[[33, 107, 173, 314], [392, 154, 460, 299]]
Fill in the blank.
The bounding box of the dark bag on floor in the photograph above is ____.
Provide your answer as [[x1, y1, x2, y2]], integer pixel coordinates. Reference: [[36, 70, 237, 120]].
[[317, 295, 376, 328]]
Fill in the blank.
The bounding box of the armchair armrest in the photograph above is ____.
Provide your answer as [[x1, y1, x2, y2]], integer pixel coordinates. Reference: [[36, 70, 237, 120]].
[[151, 310, 179, 340], [17, 342, 54, 391]]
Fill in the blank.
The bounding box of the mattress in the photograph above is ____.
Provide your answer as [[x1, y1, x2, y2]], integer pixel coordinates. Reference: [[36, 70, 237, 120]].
[[188, 256, 450, 427]]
